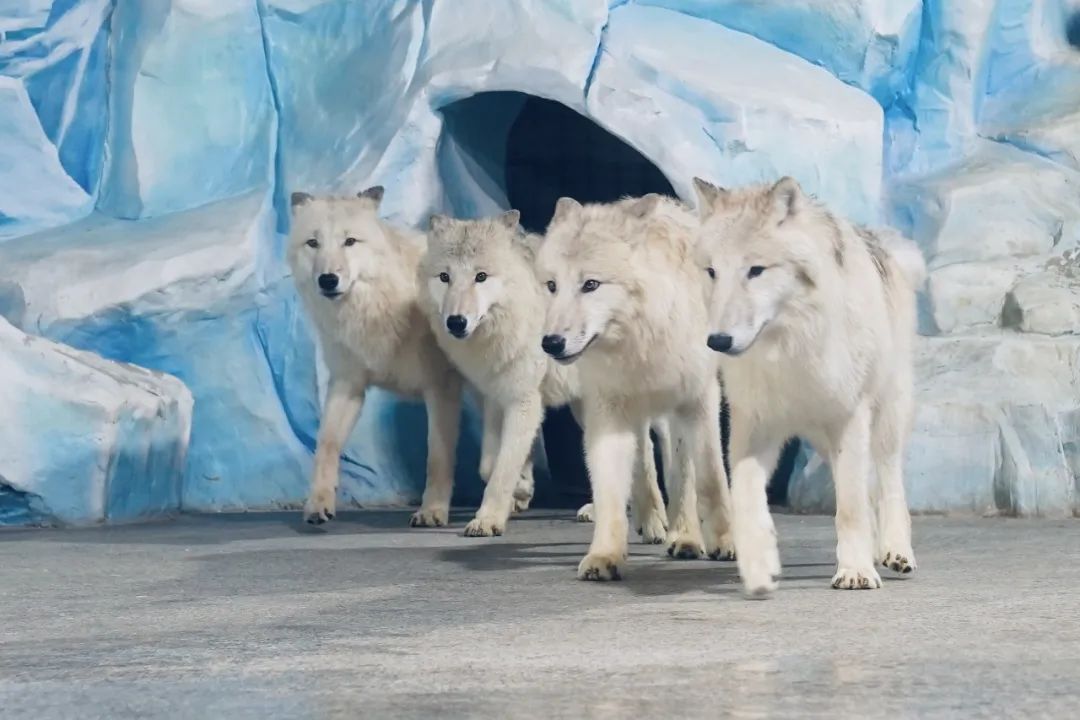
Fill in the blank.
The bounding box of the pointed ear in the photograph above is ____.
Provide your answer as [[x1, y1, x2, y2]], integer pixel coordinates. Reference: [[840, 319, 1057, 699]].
[[625, 193, 662, 219], [692, 177, 726, 216], [497, 209, 520, 229], [290, 191, 313, 208], [358, 185, 385, 205], [429, 213, 452, 234], [768, 176, 802, 224], [551, 197, 581, 224]]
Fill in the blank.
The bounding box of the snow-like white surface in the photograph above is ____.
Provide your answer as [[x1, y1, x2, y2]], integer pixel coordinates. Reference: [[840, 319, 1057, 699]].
[[637, 0, 923, 103], [589, 5, 884, 224], [0, 76, 91, 238], [0, 315, 192, 525], [97, 0, 275, 219]]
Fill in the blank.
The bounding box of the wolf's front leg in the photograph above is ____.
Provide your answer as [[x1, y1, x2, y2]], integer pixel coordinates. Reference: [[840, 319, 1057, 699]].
[[829, 402, 881, 590], [412, 377, 462, 528], [630, 420, 667, 544], [306, 380, 366, 524], [687, 380, 736, 560], [728, 411, 782, 597], [871, 382, 917, 575], [478, 397, 501, 484], [578, 405, 636, 580], [664, 416, 705, 560], [464, 393, 543, 537], [512, 446, 536, 513]]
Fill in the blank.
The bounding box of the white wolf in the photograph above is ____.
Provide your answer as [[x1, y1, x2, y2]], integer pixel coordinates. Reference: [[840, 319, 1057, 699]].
[[693, 176, 925, 596], [536, 194, 736, 580], [420, 211, 669, 541], [289, 188, 463, 528]]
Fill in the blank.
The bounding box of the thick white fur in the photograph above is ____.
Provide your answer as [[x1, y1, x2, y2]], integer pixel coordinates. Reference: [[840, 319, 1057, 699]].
[[537, 195, 736, 580], [288, 190, 462, 528], [694, 176, 924, 596], [420, 212, 668, 540]]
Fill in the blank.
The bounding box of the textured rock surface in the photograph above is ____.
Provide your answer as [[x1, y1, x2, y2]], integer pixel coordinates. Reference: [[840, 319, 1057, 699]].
[[2, 0, 1080, 522], [0, 315, 191, 525], [790, 335, 1080, 516]]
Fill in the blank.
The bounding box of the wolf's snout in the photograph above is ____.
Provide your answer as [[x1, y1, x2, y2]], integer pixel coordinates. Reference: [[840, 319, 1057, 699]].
[[446, 315, 468, 338], [541, 334, 566, 357], [707, 333, 733, 353], [318, 273, 339, 293]]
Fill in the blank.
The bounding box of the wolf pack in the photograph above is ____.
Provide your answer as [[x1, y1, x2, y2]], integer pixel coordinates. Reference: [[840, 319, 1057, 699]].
[[288, 173, 926, 599]]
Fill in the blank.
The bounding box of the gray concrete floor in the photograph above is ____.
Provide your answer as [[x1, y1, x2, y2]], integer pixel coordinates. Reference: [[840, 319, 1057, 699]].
[[1, 511, 1079, 719]]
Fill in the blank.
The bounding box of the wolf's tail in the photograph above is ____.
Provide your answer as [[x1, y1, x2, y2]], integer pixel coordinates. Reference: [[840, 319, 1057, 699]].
[[878, 228, 927, 288]]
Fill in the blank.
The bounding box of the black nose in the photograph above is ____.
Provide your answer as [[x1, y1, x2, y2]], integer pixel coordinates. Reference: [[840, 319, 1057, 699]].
[[541, 334, 566, 357], [707, 333, 733, 353], [318, 273, 339, 292], [446, 315, 468, 337]]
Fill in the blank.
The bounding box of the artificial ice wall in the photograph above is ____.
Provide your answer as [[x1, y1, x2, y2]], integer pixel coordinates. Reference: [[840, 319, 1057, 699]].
[[1, 0, 1079, 524]]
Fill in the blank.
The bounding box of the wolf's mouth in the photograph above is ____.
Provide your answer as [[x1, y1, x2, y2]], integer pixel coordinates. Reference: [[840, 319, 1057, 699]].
[[321, 291, 344, 299], [553, 334, 597, 365]]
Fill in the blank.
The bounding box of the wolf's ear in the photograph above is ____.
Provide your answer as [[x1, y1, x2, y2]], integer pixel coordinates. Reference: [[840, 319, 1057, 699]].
[[551, 197, 581, 225], [429, 213, 452, 234], [290, 191, 313, 208], [358, 185, 385, 205], [768, 176, 802, 224], [692, 177, 726, 216], [625, 193, 662, 219], [497, 209, 520, 229]]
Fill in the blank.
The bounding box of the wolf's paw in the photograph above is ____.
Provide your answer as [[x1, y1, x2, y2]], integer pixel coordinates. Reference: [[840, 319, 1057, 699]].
[[738, 554, 780, 599], [831, 566, 883, 590], [881, 549, 917, 575], [735, 526, 781, 598], [512, 489, 534, 514], [303, 488, 336, 525], [666, 534, 705, 560], [636, 509, 668, 545], [575, 503, 594, 523], [409, 505, 448, 528], [463, 515, 504, 537], [707, 533, 737, 561], [577, 551, 625, 581]]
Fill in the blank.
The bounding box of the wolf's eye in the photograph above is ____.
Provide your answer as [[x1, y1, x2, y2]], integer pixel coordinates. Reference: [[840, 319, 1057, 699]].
[[546, 280, 557, 294], [344, 237, 358, 247], [747, 266, 766, 279], [306, 238, 319, 249], [439, 272, 450, 283], [475, 272, 488, 283], [706, 267, 716, 280], [581, 279, 600, 293]]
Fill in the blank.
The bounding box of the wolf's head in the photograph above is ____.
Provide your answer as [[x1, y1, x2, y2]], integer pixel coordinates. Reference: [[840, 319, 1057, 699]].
[[535, 196, 660, 364], [288, 187, 389, 300], [423, 210, 522, 340], [694, 176, 821, 356]]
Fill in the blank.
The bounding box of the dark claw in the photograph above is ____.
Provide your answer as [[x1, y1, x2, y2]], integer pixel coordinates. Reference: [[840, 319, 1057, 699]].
[[668, 543, 703, 560]]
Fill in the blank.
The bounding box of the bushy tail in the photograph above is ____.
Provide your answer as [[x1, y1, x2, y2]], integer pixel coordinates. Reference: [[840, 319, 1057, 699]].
[[877, 228, 927, 288]]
